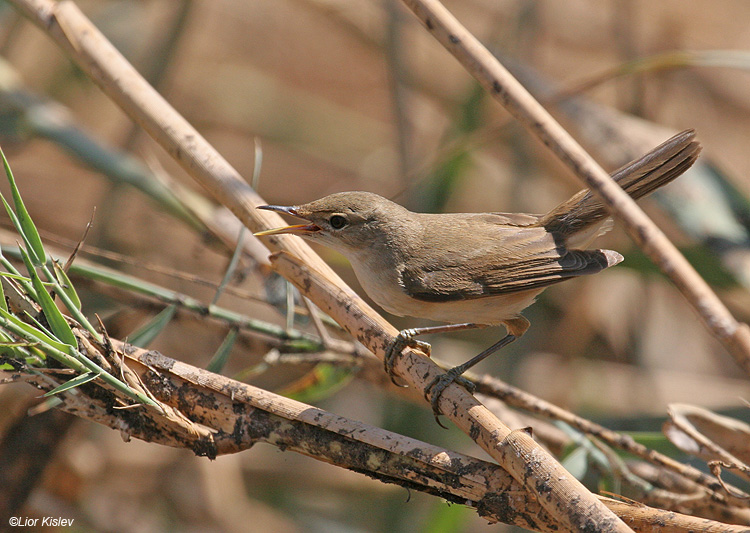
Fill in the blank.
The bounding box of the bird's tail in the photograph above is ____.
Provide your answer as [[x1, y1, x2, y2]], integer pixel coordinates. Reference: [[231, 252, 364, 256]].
[[540, 130, 701, 237]]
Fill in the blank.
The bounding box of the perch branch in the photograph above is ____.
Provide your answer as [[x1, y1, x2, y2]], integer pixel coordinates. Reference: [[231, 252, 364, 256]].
[[7, 331, 748, 532]]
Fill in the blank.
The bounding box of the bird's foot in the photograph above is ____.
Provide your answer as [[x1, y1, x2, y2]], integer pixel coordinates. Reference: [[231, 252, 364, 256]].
[[424, 369, 476, 427], [384, 329, 431, 387]]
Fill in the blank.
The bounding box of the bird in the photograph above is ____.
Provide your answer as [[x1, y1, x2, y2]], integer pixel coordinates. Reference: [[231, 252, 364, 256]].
[[255, 130, 701, 415]]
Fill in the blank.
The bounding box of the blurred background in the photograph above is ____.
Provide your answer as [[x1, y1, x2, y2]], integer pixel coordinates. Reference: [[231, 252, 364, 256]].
[[0, 0, 749, 531]]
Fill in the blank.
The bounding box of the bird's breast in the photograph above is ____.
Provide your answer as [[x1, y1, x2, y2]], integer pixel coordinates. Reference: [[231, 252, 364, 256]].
[[347, 254, 415, 317]]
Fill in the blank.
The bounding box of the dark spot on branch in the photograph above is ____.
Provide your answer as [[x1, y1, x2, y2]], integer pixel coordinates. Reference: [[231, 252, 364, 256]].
[[192, 437, 218, 459], [449, 34, 460, 44]]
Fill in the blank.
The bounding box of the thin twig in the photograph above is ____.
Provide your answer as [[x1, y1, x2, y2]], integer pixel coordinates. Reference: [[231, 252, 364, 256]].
[[471, 373, 749, 504]]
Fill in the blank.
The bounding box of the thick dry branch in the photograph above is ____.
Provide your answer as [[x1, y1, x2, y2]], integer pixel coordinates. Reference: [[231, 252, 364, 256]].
[[9, 332, 747, 532], [122, 346, 557, 531], [602, 499, 749, 533], [5, 347, 547, 530], [399, 0, 750, 374], [12, 333, 750, 532]]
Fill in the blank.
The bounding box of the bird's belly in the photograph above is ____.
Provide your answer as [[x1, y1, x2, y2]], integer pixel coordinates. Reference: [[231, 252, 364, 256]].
[[389, 290, 544, 325], [353, 263, 541, 325]]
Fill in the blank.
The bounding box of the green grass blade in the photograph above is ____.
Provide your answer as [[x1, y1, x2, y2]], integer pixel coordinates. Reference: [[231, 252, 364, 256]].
[[0, 148, 46, 265], [0, 194, 26, 252], [128, 304, 177, 348], [0, 307, 75, 356], [0, 271, 32, 283], [53, 261, 82, 310], [19, 247, 77, 348], [43, 371, 100, 397], [206, 327, 238, 373], [0, 276, 7, 314]]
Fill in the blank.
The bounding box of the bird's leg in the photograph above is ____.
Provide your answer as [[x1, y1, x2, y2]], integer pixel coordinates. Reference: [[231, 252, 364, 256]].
[[424, 333, 516, 409], [384, 323, 486, 386], [425, 316, 530, 420]]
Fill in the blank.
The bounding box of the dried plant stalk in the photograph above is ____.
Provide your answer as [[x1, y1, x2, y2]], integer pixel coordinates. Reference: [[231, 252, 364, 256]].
[[10, 328, 747, 532]]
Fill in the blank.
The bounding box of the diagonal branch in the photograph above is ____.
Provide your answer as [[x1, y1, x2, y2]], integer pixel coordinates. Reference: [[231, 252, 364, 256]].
[[399, 0, 750, 374], [472, 374, 750, 507]]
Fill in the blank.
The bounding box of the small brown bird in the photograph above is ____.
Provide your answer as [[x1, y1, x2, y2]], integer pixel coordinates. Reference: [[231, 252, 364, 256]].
[[256, 131, 700, 414]]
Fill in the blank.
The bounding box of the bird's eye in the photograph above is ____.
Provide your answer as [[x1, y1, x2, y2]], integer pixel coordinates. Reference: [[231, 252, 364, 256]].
[[329, 214, 348, 230]]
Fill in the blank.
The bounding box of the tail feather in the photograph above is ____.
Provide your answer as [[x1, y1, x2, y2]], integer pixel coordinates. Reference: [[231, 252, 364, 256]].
[[540, 130, 701, 236]]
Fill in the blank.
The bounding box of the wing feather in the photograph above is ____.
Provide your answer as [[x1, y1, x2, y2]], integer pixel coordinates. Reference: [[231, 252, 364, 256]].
[[400, 245, 621, 302]]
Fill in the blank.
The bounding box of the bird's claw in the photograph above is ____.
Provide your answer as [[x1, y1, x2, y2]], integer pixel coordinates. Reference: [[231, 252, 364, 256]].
[[384, 329, 431, 387], [424, 369, 476, 427]]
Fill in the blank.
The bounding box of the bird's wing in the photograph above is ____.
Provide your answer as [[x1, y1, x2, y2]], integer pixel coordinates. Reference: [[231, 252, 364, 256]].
[[399, 221, 620, 302]]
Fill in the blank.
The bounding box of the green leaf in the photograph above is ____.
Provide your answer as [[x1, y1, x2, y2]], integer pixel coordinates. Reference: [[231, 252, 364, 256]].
[[561, 446, 590, 480], [43, 371, 100, 397], [19, 247, 77, 348], [0, 271, 32, 283], [0, 194, 24, 246], [422, 500, 472, 533], [53, 261, 82, 310], [281, 363, 356, 403], [0, 148, 46, 265], [206, 327, 237, 373], [128, 304, 177, 348]]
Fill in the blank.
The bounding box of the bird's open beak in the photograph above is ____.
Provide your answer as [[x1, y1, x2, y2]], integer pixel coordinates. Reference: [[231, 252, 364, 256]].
[[254, 205, 321, 236]]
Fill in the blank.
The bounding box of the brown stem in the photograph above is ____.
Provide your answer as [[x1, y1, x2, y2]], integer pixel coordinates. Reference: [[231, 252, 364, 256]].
[[399, 0, 750, 375]]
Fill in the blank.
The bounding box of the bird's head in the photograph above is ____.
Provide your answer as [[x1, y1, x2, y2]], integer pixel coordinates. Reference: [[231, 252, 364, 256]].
[[255, 191, 408, 256]]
